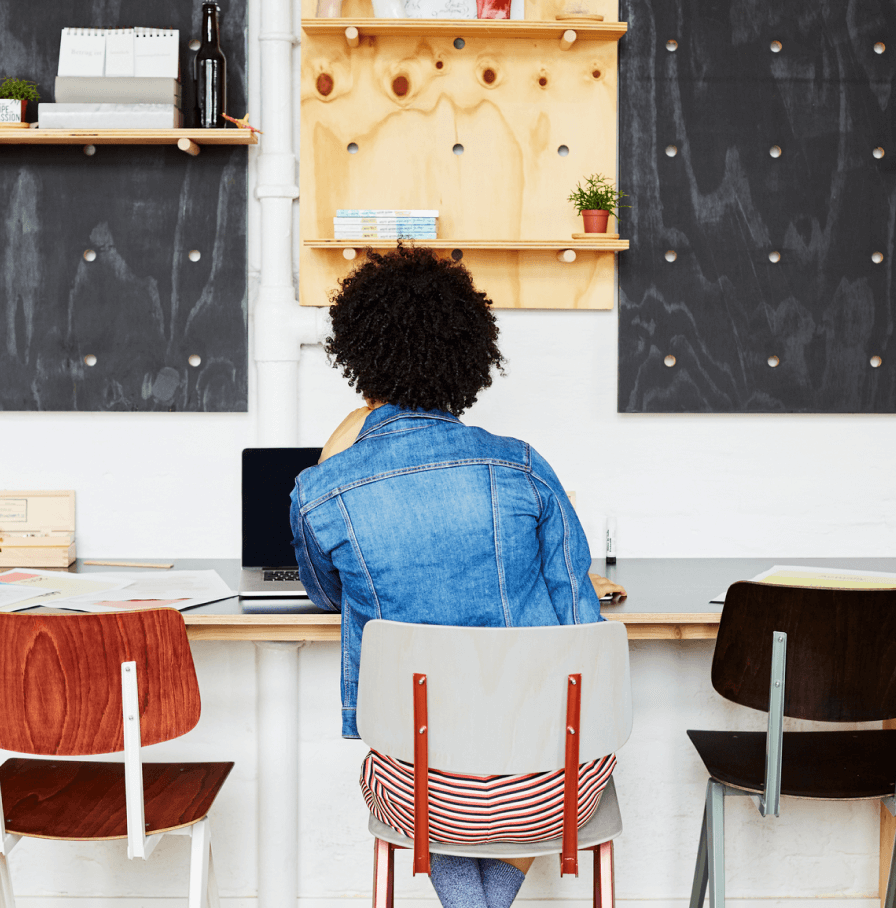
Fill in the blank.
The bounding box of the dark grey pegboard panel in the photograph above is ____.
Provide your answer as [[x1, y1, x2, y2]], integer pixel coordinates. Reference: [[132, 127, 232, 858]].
[[0, 1, 248, 412], [617, 0, 896, 413]]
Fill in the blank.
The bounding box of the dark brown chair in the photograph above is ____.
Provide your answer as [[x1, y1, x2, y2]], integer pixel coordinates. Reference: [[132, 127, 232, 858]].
[[0, 609, 233, 907], [687, 581, 896, 908]]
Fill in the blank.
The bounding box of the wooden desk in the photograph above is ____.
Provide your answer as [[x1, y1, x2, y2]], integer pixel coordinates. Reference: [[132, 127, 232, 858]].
[[64, 556, 896, 907]]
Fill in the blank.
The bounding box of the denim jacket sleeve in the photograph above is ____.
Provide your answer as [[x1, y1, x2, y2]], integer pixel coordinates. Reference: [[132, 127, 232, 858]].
[[290, 483, 341, 612], [529, 448, 603, 625]]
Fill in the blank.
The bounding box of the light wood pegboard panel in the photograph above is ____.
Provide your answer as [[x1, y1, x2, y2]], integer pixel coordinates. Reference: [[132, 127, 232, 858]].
[[300, 0, 622, 309]]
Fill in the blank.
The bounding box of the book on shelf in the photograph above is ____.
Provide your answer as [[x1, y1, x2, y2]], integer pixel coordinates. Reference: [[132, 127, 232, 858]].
[[57, 28, 179, 79], [55, 76, 181, 106], [334, 233, 439, 240], [334, 218, 437, 227], [336, 209, 439, 218], [38, 103, 183, 129]]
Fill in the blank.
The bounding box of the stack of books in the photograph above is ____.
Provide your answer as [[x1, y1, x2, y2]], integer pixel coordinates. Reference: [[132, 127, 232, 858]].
[[334, 209, 439, 240], [39, 28, 182, 129]]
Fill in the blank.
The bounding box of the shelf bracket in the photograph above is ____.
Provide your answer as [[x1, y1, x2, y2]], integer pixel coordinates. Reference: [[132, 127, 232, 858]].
[[345, 26, 360, 48], [177, 137, 201, 156], [342, 247, 359, 260], [557, 249, 577, 263], [560, 29, 577, 50]]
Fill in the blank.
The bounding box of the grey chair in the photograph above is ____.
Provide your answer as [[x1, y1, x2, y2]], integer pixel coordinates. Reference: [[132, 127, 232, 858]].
[[356, 619, 632, 908]]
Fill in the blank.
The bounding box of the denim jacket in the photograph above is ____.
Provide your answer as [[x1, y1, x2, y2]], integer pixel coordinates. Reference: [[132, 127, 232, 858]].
[[290, 404, 603, 738]]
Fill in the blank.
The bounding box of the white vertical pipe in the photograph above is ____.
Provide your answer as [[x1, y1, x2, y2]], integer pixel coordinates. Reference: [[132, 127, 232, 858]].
[[255, 0, 303, 446], [256, 641, 303, 908]]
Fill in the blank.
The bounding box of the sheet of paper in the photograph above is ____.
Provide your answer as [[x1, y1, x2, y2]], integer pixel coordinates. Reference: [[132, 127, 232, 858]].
[[711, 564, 896, 604], [57, 28, 106, 77], [0, 582, 44, 609], [0, 569, 130, 612], [59, 570, 235, 613]]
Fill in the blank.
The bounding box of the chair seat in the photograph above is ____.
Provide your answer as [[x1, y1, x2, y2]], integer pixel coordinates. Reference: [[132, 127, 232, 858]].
[[0, 758, 234, 840], [687, 729, 896, 799], [368, 775, 622, 859]]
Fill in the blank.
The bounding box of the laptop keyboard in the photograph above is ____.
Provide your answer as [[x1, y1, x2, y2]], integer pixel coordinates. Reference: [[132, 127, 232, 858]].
[[263, 570, 301, 582]]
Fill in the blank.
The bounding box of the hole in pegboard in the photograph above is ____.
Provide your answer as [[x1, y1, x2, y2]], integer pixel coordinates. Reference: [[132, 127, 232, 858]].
[[188, 354, 202, 368], [538, 75, 548, 86], [435, 60, 444, 69], [189, 250, 201, 262], [770, 40, 782, 52], [453, 144, 464, 155], [451, 249, 463, 261], [874, 42, 886, 54], [316, 73, 334, 96], [664, 354, 676, 367], [392, 75, 410, 96], [665, 145, 677, 157], [482, 68, 496, 84], [872, 251, 884, 264], [453, 38, 465, 49], [767, 355, 780, 368], [347, 142, 359, 153], [591, 69, 601, 79], [769, 145, 782, 158], [558, 145, 569, 156], [83, 249, 96, 262], [873, 146, 885, 159], [664, 250, 677, 262], [871, 355, 883, 368], [665, 39, 678, 51], [84, 354, 97, 367], [768, 251, 781, 263]]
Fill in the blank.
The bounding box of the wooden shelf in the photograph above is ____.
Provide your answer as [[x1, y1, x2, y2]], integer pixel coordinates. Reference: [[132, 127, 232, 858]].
[[306, 238, 629, 251], [301, 18, 627, 40], [0, 129, 258, 148]]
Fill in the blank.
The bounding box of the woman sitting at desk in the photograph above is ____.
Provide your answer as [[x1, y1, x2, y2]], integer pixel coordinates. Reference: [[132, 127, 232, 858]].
[[290, 245, 625, 908]]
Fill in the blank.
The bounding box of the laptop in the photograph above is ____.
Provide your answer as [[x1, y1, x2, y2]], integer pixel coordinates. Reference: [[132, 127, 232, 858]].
[[238, 447, 323, 598]]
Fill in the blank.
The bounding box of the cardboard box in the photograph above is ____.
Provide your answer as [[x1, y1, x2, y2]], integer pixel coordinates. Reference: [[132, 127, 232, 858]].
[[0, 490, 76, 567]]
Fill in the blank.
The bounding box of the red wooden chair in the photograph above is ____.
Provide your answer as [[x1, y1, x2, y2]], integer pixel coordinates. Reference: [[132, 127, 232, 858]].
[[0, 609, 233, 907], [356, 619, 633, 908]]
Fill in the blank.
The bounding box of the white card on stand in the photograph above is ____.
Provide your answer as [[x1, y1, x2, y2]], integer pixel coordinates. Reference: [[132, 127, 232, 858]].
[[105, 28, 135, 77], [58, 28, 106, 77], [134, 28, 180, 79]]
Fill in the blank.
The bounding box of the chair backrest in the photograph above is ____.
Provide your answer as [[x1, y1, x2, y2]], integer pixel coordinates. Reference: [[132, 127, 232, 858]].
[[713, 582, 896, 722], [356, 619, 632, 775], [0, 609, 201, 755]]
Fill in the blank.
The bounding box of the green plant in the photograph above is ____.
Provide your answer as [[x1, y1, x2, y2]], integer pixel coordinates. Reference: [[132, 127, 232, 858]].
[[0, 78, 40, 102], [567, 173, 628, 217]]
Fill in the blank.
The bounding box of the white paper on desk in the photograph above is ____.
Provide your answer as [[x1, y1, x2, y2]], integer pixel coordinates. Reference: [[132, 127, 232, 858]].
[[60, 570, 235, 613], [0, 583, 44, 609], [0, 569, 130, 612], [710, 564, 896, 604]]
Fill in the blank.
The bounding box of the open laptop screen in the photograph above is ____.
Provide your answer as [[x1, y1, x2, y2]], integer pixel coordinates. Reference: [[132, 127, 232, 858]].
[[241, 448, 322, 568]]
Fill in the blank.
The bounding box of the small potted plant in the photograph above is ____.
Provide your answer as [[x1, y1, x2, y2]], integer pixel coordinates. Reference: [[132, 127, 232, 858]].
[[568, 173, 628, 233], [0, 78, 40, 127]]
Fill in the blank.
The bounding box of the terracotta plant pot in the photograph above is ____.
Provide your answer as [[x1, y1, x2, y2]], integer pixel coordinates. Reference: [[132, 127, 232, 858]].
[[582, 209, 610, 233], [476, 0, 512, 19]]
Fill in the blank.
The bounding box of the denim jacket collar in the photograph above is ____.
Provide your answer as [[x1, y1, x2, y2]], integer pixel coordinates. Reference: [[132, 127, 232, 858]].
[[356, 404, 461, 443]]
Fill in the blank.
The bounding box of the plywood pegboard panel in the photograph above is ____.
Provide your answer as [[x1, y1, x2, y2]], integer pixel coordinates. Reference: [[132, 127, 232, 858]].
[[300, 0, 623, 309]]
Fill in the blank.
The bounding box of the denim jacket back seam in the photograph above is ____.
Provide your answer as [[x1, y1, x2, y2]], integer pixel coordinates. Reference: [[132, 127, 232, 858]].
[[355, 410, 461, 443], [337, 496, 384, 621], [489, 464, 512, 627], [299, 458, 533, 515], [532, 471, 579, 623]]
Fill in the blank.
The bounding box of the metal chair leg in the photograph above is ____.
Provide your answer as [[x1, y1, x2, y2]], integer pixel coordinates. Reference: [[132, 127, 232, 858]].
[[706, 781, 725, 908], [689, 802, 709, 908], [373, 838, 395, 908], [593, 841, 614, 908], [0, 853, 15, 908], [884, 821, 896, 908]]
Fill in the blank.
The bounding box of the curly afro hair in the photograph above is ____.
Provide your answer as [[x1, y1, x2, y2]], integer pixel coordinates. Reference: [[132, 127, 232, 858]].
[[325, 245, 504, 416]]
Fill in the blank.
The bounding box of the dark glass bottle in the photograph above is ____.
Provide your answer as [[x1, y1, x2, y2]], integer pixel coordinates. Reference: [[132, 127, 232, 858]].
[[194, 3, 227, 128]]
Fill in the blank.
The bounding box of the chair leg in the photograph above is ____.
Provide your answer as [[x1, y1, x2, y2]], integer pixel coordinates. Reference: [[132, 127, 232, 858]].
[[0, 853, 15, 908], [706, 781, 725, 908], [593, 842, 614, 908], [688, 802, 709, 908], [372, 838, 395, 908], [884, 819, 896, 908], [207, 840, 221, 908], [188, 817, 213, 908]]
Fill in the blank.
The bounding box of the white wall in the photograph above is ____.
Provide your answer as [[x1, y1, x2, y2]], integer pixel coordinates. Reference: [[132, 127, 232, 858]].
[[1, 0, 893, 900]]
